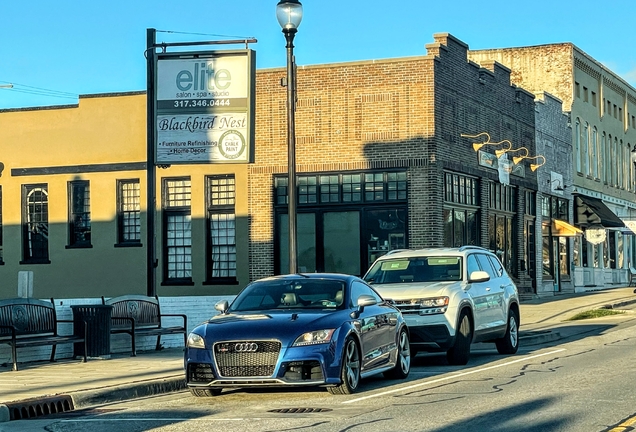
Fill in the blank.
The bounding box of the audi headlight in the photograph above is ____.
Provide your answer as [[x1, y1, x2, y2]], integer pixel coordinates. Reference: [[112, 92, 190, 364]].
[[187, 333, 206, 349], [292, 329, 335, 346], [416, 296, 449, 315]]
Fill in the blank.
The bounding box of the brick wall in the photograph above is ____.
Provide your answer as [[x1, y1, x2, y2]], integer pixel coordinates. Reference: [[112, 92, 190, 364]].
[[249, 32, 538, 293]]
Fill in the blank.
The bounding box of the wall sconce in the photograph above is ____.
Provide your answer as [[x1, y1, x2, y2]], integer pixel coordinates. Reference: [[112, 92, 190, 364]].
[[460, 132, 512, 154], [521, 155, 546, 171], [548, 178, 567, 191], [497, 146, 529, 160], [512, 148, 530, 164]]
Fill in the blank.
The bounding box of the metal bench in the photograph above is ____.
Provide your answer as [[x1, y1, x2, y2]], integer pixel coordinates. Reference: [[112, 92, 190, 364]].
[[101, 295, 187, 356], [0, 298, 87, 371]]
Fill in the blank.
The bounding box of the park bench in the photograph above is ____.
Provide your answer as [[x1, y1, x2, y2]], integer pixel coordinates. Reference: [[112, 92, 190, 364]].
[[101, 295, 187, 356], [0, 297, 87, 371]]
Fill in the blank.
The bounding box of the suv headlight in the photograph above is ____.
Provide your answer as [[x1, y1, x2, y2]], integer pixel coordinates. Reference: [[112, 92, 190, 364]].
[[187, 333, 206, 349], [292, 329, 335, 346], [415, 296, 449, 315]]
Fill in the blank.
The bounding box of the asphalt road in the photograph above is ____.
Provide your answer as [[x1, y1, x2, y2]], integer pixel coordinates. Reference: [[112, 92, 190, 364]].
[[3, 312, 636, 432]]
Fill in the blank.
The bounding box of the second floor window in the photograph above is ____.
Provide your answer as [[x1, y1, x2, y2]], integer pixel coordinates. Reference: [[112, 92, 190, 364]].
[[0, 186, 3, 264], [117, 179, 141, 245], [163, 178, 192, 283], [206, 175, 237, 283], [22, 184, 49, 263], [68, 180, 91, 247]]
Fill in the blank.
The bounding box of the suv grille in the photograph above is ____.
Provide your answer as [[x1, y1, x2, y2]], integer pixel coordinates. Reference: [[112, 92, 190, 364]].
[[214, 341, 282, 377], [392, 300, 423, 314]]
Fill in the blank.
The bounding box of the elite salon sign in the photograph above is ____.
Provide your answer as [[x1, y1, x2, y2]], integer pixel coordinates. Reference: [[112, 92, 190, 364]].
[[154, 50, 255, 164]]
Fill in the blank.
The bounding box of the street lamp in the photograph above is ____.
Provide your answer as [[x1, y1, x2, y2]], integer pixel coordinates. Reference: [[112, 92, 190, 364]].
[[277, 0, 303, 274]]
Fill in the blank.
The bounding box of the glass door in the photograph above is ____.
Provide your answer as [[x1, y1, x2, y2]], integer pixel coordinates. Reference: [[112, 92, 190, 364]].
[[323, 211, 360, 275]]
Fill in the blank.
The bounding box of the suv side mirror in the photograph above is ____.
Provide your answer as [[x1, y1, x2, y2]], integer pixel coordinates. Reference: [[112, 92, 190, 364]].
[[468, 270, 490, 283]]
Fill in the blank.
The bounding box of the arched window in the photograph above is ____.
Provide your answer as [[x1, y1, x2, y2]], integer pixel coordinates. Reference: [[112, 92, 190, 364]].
[[575, 119, 582, 172], [619, 140, 625, 188], [608, 134, 614, 185], [601, 132, 607, 182], [614, 137, 619, 187], [583, 122, 590, 175], [592, 127, 599, 178]]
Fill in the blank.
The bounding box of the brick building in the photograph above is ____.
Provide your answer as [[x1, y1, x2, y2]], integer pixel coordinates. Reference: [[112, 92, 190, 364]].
[[250, 33, 539, 296], [469, 44, 636, 290]]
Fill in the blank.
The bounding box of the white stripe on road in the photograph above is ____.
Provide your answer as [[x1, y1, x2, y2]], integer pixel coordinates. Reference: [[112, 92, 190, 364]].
[[63, 418, 262, 422], [343, 348, 566, 404]]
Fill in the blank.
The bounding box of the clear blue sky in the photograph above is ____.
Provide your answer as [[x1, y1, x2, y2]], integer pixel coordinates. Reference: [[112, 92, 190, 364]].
[[1, 0, 635, 110]]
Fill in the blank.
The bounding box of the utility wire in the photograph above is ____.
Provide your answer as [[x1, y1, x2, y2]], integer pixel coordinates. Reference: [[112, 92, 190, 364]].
[[156, 29, 256, 40], [0, 81, 77, 100]]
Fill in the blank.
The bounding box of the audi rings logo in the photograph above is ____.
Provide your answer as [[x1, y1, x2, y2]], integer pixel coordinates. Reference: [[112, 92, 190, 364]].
[[234, 342, 259, 353]]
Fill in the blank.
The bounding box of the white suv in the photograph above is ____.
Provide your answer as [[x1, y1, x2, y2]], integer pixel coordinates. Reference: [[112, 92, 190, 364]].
[[363, 246, 520, 365]]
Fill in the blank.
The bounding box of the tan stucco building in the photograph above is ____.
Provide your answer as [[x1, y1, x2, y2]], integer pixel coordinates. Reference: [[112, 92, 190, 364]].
[[0, 92, 250, 300]]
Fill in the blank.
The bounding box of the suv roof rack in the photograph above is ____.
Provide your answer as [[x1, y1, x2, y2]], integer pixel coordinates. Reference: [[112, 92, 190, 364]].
[[385, 249, 408, 255], [458, 245, 489, 252]]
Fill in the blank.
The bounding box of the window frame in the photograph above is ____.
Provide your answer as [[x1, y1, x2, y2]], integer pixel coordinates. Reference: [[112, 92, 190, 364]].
[[161, 177, 193, 285], [67, 180, 92, 248], [21, 183, 50, 264], [0, 186, 3, 265], [205, 174, 238, 285], [116, 179, 142, 247]]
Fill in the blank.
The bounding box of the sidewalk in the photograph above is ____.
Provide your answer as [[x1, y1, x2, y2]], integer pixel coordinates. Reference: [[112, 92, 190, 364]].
[[2, 286, 636, 422]]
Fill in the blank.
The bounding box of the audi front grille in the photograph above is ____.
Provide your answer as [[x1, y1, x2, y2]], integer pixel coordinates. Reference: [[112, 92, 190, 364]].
[[214, 341, 282, 378]]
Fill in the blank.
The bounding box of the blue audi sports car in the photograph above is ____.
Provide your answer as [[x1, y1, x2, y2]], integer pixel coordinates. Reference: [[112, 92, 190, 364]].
[[185, 273, 410, 396]]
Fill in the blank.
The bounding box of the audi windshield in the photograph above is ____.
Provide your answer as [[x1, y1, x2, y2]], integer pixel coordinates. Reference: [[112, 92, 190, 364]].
[[230, 279, 347, 312]]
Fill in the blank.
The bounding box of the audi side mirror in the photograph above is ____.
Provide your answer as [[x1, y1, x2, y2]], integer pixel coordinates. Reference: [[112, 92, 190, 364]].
[[214, 300, 229, 314]]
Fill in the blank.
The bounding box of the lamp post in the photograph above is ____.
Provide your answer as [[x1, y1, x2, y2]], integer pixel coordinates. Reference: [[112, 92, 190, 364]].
[[277, 0, 303, 274]]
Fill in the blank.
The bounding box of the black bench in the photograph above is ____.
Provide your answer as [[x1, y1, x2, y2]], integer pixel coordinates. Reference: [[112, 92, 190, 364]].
[[101, 295, 187, 356], [0, 298, 87, 371]]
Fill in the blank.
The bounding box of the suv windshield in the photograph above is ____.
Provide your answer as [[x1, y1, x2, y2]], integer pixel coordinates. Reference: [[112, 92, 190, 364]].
[[230, 279, 346, 312], [364, 256, 463, 284]]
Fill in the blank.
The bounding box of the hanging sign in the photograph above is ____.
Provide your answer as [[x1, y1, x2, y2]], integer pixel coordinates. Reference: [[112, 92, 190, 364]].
[[154, 50, 255, 164], [585, 225, 606, 245]]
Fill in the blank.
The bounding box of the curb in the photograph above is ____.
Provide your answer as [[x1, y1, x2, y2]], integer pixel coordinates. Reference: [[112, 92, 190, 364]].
[[603, 298, 636, 310], [519, 331, 562, 346], [0, 376, 186, 422], [71, 376, 187, 409]]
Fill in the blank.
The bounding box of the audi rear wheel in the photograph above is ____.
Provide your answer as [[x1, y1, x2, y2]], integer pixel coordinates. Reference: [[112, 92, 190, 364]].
[[384, 328, 410, 379]]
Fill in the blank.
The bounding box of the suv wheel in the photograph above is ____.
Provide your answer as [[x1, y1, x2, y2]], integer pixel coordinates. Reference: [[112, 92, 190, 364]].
[[495, 309, 519, 354], [447, 310, 472, 365]]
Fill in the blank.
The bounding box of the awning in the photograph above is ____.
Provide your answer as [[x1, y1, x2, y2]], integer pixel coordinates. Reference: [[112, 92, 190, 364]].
[[553, 219, 583, 237], [620, 219, 636, 235], [574, 195, 625, 228]]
